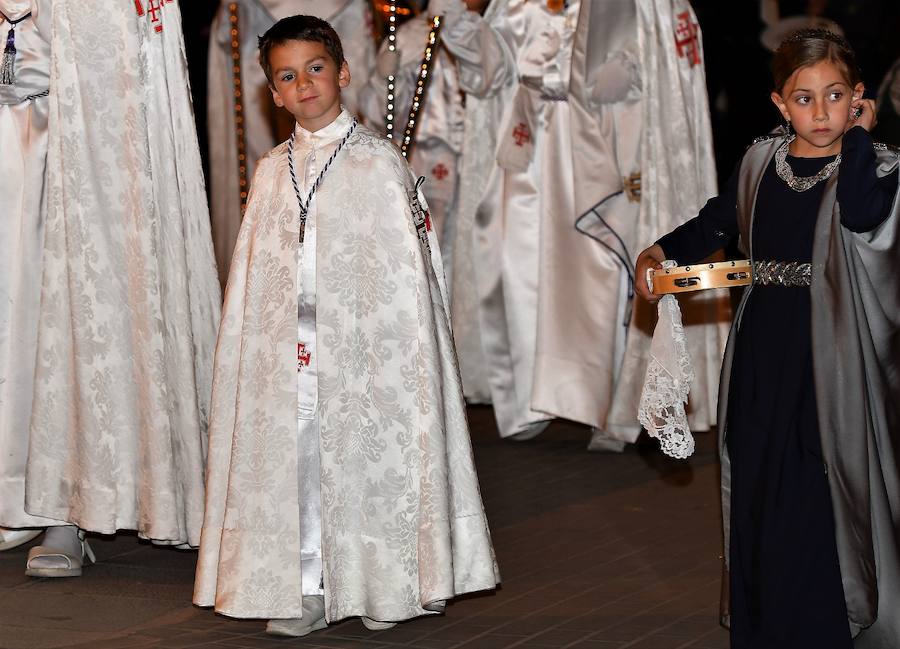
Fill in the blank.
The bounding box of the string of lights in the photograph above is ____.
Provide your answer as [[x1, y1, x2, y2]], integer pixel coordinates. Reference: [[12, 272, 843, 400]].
[[398, 15, 442, 158], [228, 3, 249, 210], [384, 1, 398, 144]]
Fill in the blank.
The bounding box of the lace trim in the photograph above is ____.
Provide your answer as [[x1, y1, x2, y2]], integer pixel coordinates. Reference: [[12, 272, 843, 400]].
[[638, 294, 695, 459]]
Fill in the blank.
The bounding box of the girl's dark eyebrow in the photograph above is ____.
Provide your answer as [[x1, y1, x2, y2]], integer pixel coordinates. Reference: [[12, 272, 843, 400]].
[[791, 81, 848, 94]]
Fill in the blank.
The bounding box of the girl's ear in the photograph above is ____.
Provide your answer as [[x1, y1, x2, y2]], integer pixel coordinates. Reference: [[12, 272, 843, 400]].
[[770, 91, 790, 121], [852, 82, 865, 101]]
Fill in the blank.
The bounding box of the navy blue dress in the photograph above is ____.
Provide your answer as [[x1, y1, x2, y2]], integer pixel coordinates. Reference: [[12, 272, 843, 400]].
[[656, 127, 896, 649]]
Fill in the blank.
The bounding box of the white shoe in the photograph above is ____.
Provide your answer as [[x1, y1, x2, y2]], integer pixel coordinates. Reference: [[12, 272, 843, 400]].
[[25, 525, 95, 578], [266, 595, 327, 637], [362, 617, 397, 631], [0, 528, 43, 552]]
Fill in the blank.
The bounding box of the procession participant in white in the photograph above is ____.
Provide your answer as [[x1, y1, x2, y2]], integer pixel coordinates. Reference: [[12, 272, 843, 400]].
[[0, 0, 50, 553], [573, 0, 728, 450], [427, 0, 503, 404], [360, 6, 465, 290], [207, 0, 376, 287], [194, 15, 499, 636], [359, 0, 491, 402], [437, 0, 582, 439], [14, 0, 221, 576]]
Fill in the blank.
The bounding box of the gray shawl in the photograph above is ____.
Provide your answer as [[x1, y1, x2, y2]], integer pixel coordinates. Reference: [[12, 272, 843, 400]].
[[717, 134, 900, 646]]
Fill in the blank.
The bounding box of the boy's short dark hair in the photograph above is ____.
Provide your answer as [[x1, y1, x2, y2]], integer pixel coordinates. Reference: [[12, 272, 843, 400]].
[[258, 15, 345, 86]]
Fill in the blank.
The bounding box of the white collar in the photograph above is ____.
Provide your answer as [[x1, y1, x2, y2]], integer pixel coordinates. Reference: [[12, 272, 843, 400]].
[[293, 108, 354, 149]]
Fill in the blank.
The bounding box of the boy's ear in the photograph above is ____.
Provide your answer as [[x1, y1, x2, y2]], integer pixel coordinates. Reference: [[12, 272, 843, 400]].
[[338, 61, 351, 89], [271, 85, 285, 108], [770, 91, 789, 122]]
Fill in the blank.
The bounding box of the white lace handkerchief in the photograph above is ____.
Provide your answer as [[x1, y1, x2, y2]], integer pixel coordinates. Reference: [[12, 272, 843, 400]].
[[638, 263, 696, 458]]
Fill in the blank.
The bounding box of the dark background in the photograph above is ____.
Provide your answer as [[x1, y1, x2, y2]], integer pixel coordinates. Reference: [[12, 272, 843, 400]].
[[178, 0, 900, 188]]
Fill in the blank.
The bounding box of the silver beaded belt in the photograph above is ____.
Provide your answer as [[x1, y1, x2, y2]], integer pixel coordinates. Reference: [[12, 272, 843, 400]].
[[753, 260, 812, 286]]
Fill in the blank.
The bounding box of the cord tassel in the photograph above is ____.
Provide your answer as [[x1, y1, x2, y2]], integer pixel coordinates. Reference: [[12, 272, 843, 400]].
[[0, 25, 16, 85]]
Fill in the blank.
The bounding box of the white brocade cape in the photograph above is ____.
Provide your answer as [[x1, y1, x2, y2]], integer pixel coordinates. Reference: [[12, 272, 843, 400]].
[[194, 119, 500, 621], [23, 0, 221, 543]]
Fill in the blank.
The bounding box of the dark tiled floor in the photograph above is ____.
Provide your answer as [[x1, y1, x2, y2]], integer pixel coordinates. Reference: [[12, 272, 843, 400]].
[[0, 407, 729, 649]]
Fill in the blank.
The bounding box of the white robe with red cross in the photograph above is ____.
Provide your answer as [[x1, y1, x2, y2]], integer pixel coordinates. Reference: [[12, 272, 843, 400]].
[[17, 0, 221, 543]]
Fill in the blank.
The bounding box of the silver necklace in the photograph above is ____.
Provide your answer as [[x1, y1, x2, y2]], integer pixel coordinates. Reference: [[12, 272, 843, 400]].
[[288, 117, 358, 243], [774, 135, 841, 192]]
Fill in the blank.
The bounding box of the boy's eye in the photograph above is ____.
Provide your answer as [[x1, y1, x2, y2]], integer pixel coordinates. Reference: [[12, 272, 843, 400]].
[[310, 65, 324, 73], [281, 73, 294, 82]]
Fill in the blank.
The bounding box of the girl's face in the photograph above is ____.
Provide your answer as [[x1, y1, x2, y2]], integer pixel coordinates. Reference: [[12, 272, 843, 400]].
[[770, 59, 864, 157]]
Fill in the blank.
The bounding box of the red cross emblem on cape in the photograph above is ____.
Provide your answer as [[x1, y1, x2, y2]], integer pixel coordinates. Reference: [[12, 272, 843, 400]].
[[674, 11, 701, 67], [298, 343, 311, 372], [512, 122, 531, 147], [134, 0, 172, 33], [432, 163, 449, 181]]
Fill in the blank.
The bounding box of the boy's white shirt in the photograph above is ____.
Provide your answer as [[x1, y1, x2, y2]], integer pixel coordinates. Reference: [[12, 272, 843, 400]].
[[195, 110, 499, 621]]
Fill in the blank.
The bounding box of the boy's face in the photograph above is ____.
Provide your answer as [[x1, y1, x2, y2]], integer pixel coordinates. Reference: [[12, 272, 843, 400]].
[[268, 39, 350, 132]]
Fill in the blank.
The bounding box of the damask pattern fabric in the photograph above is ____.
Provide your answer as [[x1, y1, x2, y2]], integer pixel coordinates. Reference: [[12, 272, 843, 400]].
[[23, 0, 221, 544], [194, 113, 499, 622]]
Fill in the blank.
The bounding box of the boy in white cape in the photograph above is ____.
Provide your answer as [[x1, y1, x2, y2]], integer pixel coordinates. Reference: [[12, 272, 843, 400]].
[[193, 14, 499, 637]]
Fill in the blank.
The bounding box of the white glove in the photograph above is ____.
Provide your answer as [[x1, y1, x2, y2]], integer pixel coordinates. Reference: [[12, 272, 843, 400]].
[[428, 0, 467, 18], [376, 48, 401, 78]]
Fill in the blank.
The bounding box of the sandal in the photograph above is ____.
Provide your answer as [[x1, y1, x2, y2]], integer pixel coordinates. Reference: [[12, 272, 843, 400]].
[[25, 526, 95, 578]]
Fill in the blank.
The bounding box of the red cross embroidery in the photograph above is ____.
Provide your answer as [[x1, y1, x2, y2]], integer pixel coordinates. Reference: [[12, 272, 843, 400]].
[[431, 163, 449, 181], [512, 122, 531, 147], [674, 11, 701, 67], [425, 211, 433, 231], [297, 343, 311, 372], [135, 0, 171, 33]]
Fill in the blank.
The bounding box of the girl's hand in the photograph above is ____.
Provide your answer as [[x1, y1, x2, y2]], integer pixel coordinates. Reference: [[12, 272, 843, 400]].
[[634, 244, 666, 304], [848, 98, 878, 133]]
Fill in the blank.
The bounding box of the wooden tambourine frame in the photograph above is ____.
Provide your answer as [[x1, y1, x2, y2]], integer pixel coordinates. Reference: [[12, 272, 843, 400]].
[[649, 260, 752, 294]]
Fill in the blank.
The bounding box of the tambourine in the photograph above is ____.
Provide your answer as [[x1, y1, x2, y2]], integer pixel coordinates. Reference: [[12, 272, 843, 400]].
[[649, 260, 751, 294]]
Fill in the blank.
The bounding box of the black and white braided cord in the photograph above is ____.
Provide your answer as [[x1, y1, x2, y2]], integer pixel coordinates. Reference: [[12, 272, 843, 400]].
[[288, 117, 358, 242]]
